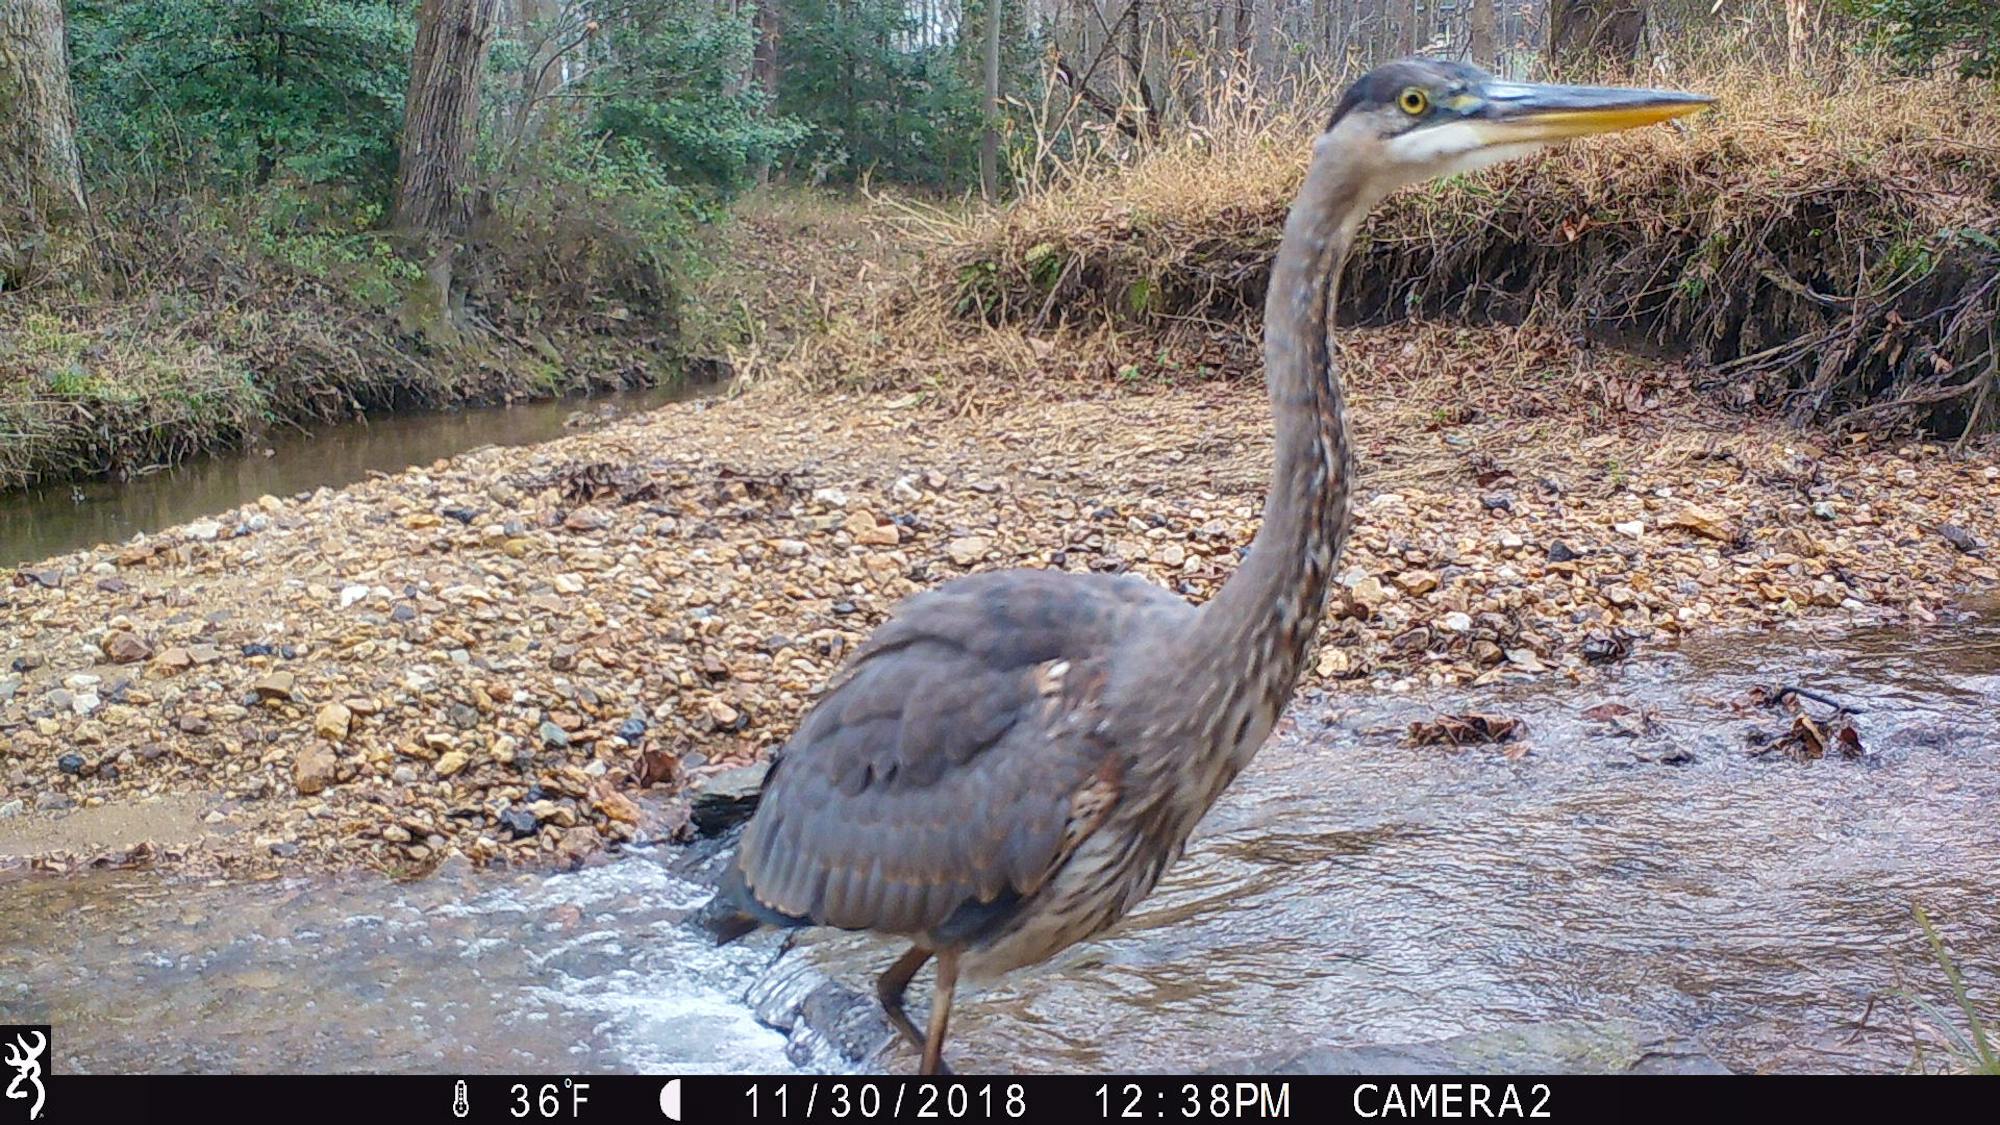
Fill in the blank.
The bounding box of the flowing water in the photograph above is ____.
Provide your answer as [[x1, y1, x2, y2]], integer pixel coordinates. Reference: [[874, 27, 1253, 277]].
[[0, 382, 718, 569], [1, 616, 1996, 1074]]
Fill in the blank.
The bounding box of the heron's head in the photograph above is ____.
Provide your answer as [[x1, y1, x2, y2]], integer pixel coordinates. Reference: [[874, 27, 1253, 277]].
[[1317, 58, 1713, 211]]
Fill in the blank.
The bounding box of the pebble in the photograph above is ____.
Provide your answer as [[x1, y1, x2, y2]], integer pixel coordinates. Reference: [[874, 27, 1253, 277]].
[[252, 671, 296, 701], [314, 702, 353, 741], [294, 745, 338, 795], [499, 807, 541, 839], [101, 630, 154, 664], [947, 536, 991, 566]]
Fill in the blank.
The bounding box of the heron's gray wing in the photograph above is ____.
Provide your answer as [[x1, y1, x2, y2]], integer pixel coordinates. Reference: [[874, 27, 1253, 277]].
[[732, 568, 1187, 937]]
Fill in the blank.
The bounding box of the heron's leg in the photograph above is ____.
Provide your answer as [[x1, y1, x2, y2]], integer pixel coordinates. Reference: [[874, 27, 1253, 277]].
[[876, 945, 932, 1053], [919, 947, 960, 1077]]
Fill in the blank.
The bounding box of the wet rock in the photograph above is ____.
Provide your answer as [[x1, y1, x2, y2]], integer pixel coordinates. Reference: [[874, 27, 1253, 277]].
[[1215, 1020, 1729, 1075], [692, 761, 770, 835], [58, 752, 87, 775], [101, 631, 154, 664], [20, 567, 64, 588]]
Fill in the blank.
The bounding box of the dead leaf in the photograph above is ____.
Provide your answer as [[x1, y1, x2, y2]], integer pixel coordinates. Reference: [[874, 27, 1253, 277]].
[[1405, 712, 1524, 749]]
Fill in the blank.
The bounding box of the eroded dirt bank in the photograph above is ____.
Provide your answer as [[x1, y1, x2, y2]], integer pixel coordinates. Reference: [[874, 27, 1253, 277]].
[[2, 323, 1995, 877]]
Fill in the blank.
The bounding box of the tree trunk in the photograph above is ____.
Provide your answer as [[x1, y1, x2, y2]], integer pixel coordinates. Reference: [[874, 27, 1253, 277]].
[[394, 0, 499, 242], [753, 0, 781, 100], [1548, 0, 1648, 68], [1250, 0, 1275, 83], [979, 0, 1002, 201], [1469, 0, 1497, 66], [0, 0, 88, 289]]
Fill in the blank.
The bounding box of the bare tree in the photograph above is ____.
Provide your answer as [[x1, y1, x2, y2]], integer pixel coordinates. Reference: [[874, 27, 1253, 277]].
[[753, 0, 781, 101], [0, 0, 88, 288], [981, 0, 1003, 200], [1469, 0, 1497, 65]]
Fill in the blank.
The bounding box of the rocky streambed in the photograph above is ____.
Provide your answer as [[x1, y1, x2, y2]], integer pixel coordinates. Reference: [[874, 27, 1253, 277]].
[[3, 612, 1995, 1074], [1, 323, 1997, 881]]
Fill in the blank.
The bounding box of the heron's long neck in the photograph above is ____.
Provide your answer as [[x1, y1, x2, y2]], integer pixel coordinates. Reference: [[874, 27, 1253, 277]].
[[1181, 148, 1360, 738]]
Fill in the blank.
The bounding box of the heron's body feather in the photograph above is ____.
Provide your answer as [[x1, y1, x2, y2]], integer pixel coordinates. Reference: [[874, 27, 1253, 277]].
[[731, 567, 1196, 973]]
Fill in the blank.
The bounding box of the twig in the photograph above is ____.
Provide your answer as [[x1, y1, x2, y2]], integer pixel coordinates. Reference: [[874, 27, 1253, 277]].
[[1776, 685, 1864, 715]]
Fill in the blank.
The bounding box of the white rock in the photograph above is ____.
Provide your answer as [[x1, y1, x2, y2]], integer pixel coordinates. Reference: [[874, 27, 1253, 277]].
[[186, 520, 221, 541], [340, 584, 370, 609], [1614, 520, 1645, 538], [1439, 612, 1473, 633]]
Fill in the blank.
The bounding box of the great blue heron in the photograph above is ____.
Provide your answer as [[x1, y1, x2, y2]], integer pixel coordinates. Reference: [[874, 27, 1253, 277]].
[[712, 58, 1713, 1074]]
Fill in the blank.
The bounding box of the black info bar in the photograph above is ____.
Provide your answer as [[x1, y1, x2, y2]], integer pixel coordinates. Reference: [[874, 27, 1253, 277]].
[[29, 1073, 1964, 1123]]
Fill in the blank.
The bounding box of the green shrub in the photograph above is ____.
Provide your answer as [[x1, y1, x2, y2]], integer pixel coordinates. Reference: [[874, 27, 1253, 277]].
[[586, 2, 810, 194], [69, 1, 413, 195], [1866, 0, 2000, 78]]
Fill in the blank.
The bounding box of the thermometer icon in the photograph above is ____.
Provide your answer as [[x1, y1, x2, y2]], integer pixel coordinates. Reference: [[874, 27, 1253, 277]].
[[453, 1079, 470, 1118]]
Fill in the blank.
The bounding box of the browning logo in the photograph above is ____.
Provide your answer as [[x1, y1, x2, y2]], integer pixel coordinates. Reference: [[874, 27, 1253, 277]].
[[1, 1027, 45, 1122]]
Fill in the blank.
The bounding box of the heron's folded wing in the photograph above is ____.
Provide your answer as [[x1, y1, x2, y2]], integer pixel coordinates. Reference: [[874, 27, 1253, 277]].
[[734, 570, 1173, 936]]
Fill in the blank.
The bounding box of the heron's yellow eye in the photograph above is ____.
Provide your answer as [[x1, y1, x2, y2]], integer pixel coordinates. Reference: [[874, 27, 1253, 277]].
[[1398, 88, 1430, 116]]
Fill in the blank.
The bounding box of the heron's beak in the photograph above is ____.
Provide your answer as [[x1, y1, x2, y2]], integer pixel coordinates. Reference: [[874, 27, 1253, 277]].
[[1462, 80, 1714, 144]]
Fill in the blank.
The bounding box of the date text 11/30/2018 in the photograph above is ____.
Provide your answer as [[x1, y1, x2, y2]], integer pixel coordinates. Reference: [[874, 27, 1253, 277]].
[[737, 1081, 1294, 1120]]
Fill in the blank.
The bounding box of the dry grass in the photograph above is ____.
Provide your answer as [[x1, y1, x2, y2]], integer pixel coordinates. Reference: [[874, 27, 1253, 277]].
[[769, 59, 2000, 437]]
